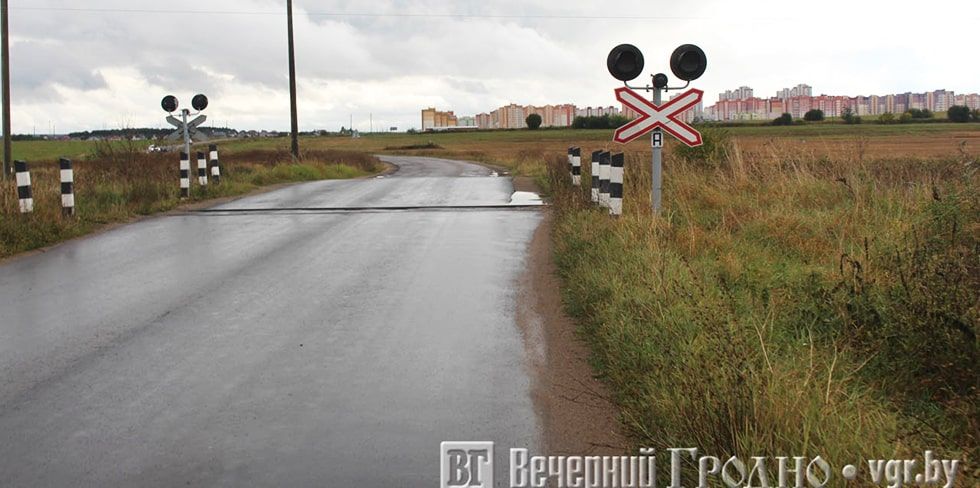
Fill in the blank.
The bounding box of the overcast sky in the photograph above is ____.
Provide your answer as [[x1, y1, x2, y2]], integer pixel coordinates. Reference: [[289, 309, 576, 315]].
[[5, 0, 980, 133]]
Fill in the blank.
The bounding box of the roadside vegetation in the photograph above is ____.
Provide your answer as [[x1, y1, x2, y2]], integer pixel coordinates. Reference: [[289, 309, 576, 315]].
[[0, 142, 382, 259], [546, 129, 978, 482]]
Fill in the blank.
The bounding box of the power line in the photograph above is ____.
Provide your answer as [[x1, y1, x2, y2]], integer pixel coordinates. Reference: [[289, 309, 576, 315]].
[[8, 6, 786, 21]]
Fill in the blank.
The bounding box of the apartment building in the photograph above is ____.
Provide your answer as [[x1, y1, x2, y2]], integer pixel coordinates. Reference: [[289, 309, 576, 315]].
[[705, 84, 980, 121], [420, 108, 458, 130]]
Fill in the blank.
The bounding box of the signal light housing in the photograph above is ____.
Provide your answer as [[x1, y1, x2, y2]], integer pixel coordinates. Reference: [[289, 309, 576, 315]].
[[669, 44, 707, 82], [606, 44, 645, 82], [161, 95, 178, 113], [192, 94, 209, 111]]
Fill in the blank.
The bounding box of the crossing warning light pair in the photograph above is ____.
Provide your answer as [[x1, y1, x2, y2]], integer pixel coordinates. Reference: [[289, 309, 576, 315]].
[[161, 94, 209, 113], [606, 44, 707, 85]]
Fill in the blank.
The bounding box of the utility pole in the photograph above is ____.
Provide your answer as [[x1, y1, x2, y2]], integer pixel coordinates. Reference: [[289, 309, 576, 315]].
[[286, 0, 299, 160], [1, 0, 11, 179]]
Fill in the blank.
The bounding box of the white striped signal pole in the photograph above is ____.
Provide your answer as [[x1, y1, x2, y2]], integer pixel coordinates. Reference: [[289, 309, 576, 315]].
[[209, 144, 220, 184], [14, 160, 32, 213], [571, 147, 581, 186], [60, 157, 74, 216], [179, 152, 190, 198], [590, 150, 601, 203], [609, 153, 624, 216], [196, 151, 208, 186], [598, 151, 611, 208]]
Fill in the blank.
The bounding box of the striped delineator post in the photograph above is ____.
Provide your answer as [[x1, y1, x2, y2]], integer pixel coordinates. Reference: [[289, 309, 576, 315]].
[[571, 147, 581, 186], [179, 151, 190, 198], [567, 147, 573, 178], [609, 153, 624, 216], [14, 160, 33, 213], [196, 151, 208, 186], [590, 150, 601, 203], [598, 151, 611, 208], [60, 158, 74, 216], [209, 144, 220, 184]]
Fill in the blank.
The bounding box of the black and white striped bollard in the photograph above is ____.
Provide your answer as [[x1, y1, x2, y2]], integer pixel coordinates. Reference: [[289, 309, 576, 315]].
[[209, 144, 220, 184], [60, 158, 75, 216], [591, 150, 601, 203], [567, 147, 573, 178], [15, 160, 33, 213], [179, 152, 190, 198], [610, 153, 624, 216], [571, 147, 581, 186], [196, 151, 208, 187], [598, 151, 611, 208]]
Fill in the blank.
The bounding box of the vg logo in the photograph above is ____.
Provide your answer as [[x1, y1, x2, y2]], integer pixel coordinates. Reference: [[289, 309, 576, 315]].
[[440, 441, 494, 488]]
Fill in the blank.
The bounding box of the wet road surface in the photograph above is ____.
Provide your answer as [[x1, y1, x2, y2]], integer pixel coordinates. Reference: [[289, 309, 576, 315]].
[[0, 156, 542, 487]]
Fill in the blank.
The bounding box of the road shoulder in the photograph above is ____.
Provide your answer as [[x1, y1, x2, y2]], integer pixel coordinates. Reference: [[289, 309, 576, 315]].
[[516, 209, 627, 455]]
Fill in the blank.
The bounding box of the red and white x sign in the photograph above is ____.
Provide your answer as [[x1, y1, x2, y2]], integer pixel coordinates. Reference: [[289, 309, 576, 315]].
[[613, 87, 704, 147]]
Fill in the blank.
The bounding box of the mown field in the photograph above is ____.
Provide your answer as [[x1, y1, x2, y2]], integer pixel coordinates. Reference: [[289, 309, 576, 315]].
[[11, 121, 977, 172], [0, 142, 383, 259]]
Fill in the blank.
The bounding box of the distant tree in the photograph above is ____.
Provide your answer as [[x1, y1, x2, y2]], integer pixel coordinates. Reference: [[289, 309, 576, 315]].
[[772, 113, 793, 126], [571, 115, 630, 129], [947, 105, 972, 123], [973, 109, 980, 122], [609, 115, 631, 127], [877, 112, 897, 125], [899, 112, 913, 124], [906, 108, 933, 119], [525, 113, 542, 130], [841, 107, 862, 124], [803, 109, 825, 122]]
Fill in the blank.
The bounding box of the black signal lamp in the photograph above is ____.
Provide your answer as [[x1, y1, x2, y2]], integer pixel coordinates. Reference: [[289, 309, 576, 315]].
[[606, 44, 645, 82], [669, 44, 707, 82], [161, 95, 178, 113], [192, 94, 209, 111]]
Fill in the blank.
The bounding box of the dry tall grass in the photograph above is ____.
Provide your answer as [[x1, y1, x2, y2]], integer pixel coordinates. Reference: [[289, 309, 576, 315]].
[[0, 144, 382, 258], [549, 129, 978, 484]]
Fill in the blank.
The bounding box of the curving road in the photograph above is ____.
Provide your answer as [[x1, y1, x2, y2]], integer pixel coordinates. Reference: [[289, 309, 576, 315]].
[[0, 156, 542, 487]]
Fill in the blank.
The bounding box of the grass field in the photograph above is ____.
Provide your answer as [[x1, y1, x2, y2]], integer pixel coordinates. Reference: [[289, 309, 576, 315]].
[[10, 122, 978, 168], [544, 132, 978, 483], [207, 122, 980, 172], [8, 139, 155, 162]]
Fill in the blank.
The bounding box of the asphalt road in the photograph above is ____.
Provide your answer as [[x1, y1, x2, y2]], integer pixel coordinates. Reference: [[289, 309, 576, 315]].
[[0, 156, 543, 487]]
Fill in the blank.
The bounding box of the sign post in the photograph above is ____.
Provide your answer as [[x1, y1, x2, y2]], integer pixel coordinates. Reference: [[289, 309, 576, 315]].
[[652, 89, 663, 213]]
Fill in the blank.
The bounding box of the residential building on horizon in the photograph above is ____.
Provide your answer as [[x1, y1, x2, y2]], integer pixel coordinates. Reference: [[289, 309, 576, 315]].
[[705, 85, 980, 121], [421, 107, 458, 130]]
